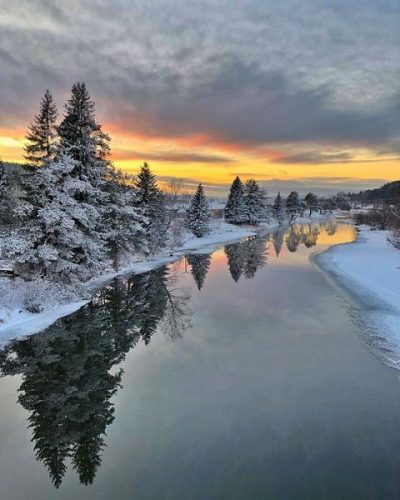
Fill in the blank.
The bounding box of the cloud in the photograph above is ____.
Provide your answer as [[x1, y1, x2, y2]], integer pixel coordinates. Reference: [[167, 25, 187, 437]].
[[112, 149, 235, 163], [0, 0, 399, 157]]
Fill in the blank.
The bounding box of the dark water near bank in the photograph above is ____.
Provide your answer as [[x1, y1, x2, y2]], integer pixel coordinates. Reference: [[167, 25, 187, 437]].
[[1, 222, 400, 500]]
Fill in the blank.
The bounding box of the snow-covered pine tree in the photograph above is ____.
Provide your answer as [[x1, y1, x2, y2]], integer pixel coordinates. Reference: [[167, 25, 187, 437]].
[[0, 160, 27, 227], [244, 179, 267, 224], [24, 89, 58, 168], [135, 162, 167, 254], [225, 176, 247, 224], [304, 192, 318, 217], [135, 162, 158, 204], [4, 154, 107, 283], [58, 82, 110, 180], [185, 183, 210, 237], [103, 169, 147, 269], [57, 83, 145, 263], [285, 191, 301, 222], [272, 192, 285, 224]]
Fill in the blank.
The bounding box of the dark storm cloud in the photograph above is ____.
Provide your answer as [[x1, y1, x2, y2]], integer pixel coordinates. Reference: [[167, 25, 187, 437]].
[[0, 0, 399, 151], [119, 57, 400, 147]]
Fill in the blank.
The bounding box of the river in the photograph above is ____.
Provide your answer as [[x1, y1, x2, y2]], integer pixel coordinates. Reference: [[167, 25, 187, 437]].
[[1, 221, 400, 500]]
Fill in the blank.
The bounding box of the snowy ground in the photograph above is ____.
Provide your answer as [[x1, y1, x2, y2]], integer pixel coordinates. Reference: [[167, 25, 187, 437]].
[[317, 226, 400, 369]]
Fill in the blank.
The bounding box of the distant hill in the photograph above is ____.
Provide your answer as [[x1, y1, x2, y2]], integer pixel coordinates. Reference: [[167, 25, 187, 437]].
[[348, 180, 400, 204]]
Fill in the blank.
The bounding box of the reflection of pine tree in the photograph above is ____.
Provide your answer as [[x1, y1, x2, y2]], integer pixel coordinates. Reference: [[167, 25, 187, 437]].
[[244, 236, 268, 279], [187, 253, 212, 290], [272, 230, 284, 257], [225, 236, 268, 281], [300, 224, 320, 248], [225, 242, 245, 282], [0, 265, 191, 488], [286, 225, 301, 252], [127, 268, 170, 344], [325, 221, 337, 236]]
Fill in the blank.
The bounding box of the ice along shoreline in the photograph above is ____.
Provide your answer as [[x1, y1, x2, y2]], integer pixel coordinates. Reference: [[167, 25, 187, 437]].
[[315, 225, 400, 369]]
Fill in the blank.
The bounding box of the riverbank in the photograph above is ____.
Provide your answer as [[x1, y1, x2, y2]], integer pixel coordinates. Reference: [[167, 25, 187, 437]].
[[0, 213, 337, 345], [0, 221, 259, 344], [316, 225, 400, 368]]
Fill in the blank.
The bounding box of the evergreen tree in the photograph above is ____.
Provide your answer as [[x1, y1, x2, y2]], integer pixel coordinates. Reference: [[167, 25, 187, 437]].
[[244, 179, 267, 224], [286, 191, 301, 222], [323, 197, 337, 214], [24, 89, 58, 167], [135, 163, 167, 253], [4, 154, 108, 282], [304, 192, 319, 217], [135, 162, 158, 204], [224, 176, 247, 224], [187, 253, 211, 290], [272, 192, 285, 224], [104, 169, 147, 269], [58, 82, 110, 178], [0, 160, 26, 227], [185, 183, 210, 237]]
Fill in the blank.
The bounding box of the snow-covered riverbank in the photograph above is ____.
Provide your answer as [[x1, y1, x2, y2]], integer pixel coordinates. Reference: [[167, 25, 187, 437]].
[[0, 213, 338, 345], [0, 221, 259, 344], [317, 226, 400, 369]]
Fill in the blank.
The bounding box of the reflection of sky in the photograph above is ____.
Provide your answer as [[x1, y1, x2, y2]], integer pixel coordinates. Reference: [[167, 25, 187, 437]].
[[1, 1, 399, 193]]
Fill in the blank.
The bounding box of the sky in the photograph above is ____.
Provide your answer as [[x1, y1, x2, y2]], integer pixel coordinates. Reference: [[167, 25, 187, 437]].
[[0, 0, 399, 195]]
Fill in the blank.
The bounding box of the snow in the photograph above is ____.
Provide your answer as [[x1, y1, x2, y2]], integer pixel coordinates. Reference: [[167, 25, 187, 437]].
[[317, 226, 400, 369], [0, 300, 87, 348]]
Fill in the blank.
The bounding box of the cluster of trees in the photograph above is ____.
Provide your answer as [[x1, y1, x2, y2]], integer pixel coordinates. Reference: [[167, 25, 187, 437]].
[[224, 176, 268, 224], [0, 84, 213, 286], [348, 181, 400, 249], [223, 176, 349, 226], [348, 180, 400, 206]]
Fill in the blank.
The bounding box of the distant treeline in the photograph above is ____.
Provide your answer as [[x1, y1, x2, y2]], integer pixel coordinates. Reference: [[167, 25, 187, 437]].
[[347, 180, 400, 205]]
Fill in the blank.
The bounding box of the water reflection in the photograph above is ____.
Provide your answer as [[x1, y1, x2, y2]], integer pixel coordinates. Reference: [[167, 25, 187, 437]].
[[0, 221, 353, 490], [187, 253, 212, 290], [224, 235, 269, 282], [0, 266, 191, 488]]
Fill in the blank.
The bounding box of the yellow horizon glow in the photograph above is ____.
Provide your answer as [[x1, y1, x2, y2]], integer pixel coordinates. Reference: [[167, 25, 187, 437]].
[[1, 126, 399, 190]]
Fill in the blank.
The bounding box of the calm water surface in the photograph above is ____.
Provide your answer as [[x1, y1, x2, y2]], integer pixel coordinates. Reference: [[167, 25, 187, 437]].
[[1, 221, 400, 500]]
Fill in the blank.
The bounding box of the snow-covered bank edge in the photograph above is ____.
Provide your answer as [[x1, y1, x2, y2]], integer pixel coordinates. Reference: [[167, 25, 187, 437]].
[[315, 225, 400, 369], [0, 213, 337, 345], [0, 222, 259, 344]]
